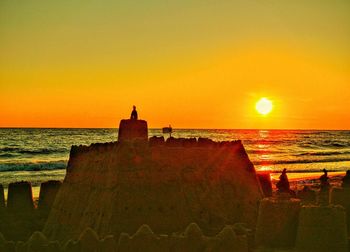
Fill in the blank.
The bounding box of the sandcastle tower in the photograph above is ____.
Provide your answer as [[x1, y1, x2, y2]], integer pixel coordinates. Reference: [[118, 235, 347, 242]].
[[295, 204, 348, 252], [330, 171, 350, 232], [295, 171, 349, 252], [38, 180, 62, 212], [118, 119, 148, 142], [255, 169, 301, 249], [7, 181, 34, 213], [118, 106, 148, 142], [255, 197, 301, 248]]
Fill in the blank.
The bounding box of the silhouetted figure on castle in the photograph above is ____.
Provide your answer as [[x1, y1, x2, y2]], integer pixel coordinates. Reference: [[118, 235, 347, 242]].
[[130, 105, 138, 120], [318, 168, 331, 205], [320, 168, 330, 191], [276, 168, 290, 193], [342, 170, 350, 187]]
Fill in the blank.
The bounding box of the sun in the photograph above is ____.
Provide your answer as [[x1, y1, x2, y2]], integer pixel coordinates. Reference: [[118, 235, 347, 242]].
[[256, 97, 273, 115]]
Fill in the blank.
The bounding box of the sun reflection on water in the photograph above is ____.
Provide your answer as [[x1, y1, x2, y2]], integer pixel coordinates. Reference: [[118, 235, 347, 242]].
[[256, 130, 274, 172]]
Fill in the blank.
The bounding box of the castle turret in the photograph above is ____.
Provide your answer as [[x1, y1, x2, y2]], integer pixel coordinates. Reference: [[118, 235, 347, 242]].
[[118, 106, 148, 142], [118, 119, 148, 142]]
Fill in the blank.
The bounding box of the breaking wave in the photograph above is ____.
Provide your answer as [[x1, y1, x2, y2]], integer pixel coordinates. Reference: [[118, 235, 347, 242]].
[[0, 128, 349, 174], [0, 147, 68, 155], [297, 151, 350, 157], [254, 158, 350, 166], [0, 160, 67, 172]]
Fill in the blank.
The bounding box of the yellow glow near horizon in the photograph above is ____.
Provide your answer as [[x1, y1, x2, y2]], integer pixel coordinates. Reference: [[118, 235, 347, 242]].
[[0, 1, 350, 129], [256, 98, 273, 116]]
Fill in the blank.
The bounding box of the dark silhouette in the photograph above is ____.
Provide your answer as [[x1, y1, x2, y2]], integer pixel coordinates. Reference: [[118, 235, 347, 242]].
[[276, 168, 290, 193], [342, 170, 350, 187], [320, 168, 330, 191], [130, 105, 138, 120], [162, 125, 173, 137], [297, 186, 316, 203], [257, 172, 273, 197]]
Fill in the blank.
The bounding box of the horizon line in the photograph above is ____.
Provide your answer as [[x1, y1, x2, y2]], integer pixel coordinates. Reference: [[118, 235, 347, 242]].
[[1, 126, 350, 131]]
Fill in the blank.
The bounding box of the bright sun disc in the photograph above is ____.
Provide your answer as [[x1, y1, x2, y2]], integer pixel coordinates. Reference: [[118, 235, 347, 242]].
[[256, 98, 273, 115]]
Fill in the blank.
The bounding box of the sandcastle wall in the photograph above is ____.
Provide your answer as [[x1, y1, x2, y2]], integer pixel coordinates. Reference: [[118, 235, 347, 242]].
[[330, 187, 350, 231], [295, 204, 348, 252], [44, 138, 263, 242], [118, 119, 148, 142], [38, 180, 62, 212], [0, 222, 249, 252], [255, 197, 301, 248]]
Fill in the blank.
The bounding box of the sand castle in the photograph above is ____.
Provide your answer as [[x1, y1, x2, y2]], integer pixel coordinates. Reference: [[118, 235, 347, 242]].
[[43, 118, 264, 242]]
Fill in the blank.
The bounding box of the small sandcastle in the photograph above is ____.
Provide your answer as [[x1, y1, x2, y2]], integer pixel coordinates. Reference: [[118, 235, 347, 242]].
[[256, 169, 349, 252]]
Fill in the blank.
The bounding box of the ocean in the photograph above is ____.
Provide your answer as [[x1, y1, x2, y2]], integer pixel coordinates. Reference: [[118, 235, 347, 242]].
[[0, 128, 349, 190]]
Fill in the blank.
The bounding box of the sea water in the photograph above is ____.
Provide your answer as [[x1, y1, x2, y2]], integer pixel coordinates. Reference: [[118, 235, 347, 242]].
[[0, 128, 349, 189]]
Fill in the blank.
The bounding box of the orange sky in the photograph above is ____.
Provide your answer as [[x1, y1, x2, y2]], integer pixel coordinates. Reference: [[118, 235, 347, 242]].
[[1, 1, 349, 129]]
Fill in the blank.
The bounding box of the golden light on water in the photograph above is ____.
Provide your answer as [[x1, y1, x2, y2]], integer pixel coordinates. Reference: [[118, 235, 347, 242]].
[[256, 98, 273, 116]]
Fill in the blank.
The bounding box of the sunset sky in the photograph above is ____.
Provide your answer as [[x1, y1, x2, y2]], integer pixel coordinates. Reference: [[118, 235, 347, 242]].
[[1, 0, 349, 129]]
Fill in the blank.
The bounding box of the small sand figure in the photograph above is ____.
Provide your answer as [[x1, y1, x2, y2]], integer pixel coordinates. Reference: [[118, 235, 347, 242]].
[[276, 168, 290, 193], [319, 168, 330, 191], [342, 170, 350, 187], [318, 169, 330, 205], [130, 105, 138, 120]]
